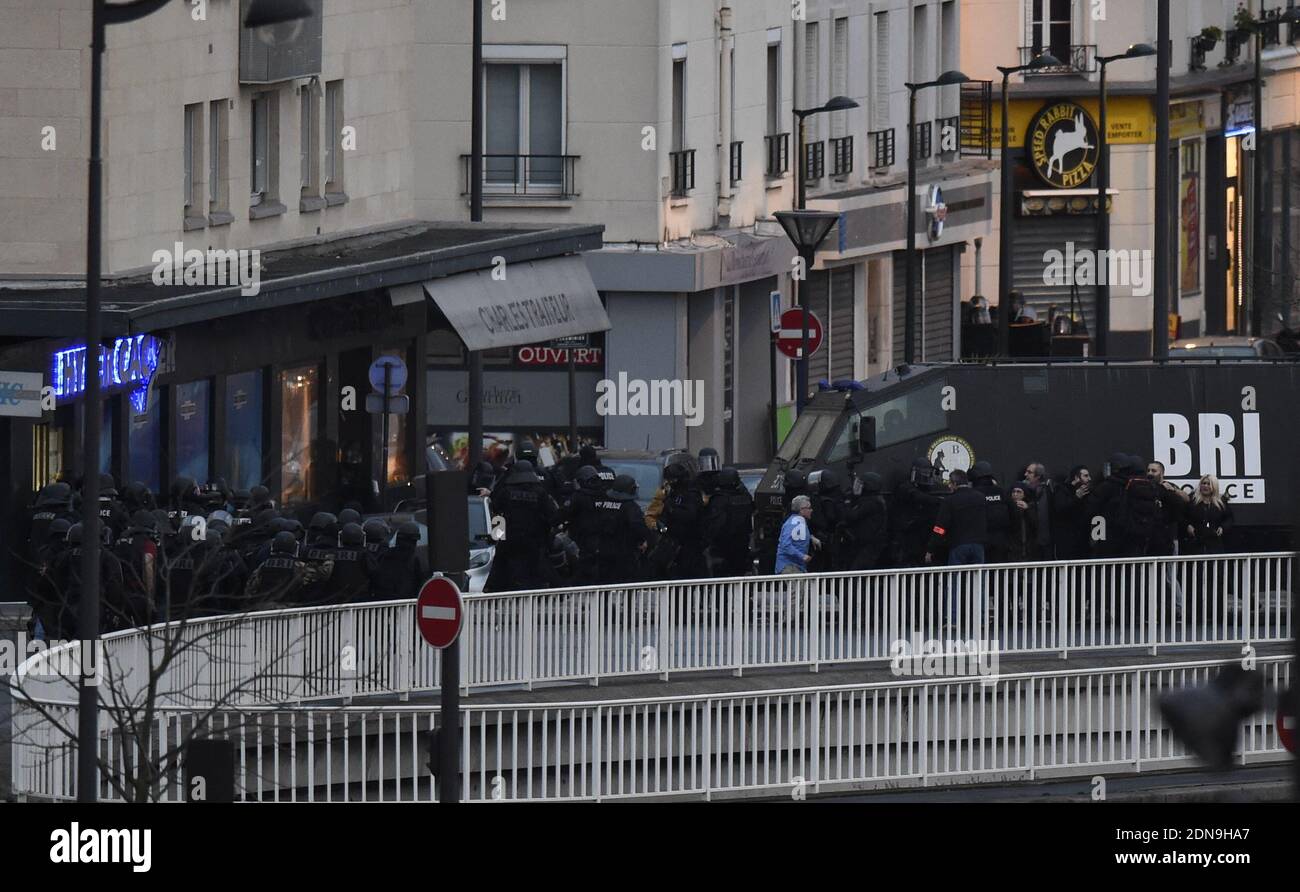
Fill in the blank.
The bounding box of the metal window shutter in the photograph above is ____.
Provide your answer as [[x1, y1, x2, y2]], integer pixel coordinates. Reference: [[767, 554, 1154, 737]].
[[873, 13, 890, 131], [832, 18, 848, 138], [830, 266, 855, 380], [923, 246, 955, 362], [805, 269, 831, 383], [1010, 214, 1097, 335], [804, 22, 820, 138]]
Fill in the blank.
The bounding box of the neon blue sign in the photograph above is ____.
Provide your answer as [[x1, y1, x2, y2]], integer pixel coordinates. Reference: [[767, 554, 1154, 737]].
[[52, 335, 162, 413]]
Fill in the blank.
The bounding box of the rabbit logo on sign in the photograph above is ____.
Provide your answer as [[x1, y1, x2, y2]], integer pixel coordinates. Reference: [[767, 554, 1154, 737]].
[[1028, 102, 1100, 189]]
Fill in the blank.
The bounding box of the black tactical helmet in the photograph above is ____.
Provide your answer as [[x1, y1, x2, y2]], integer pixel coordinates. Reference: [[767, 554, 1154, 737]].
[[860, 472, 884, 494], [698, 447, 721, 474], [818, 470, 841, 494], [271, 531, 299, 556], [517, 439, 539, 463], [612, 474, 638, 496], [717, 467, 741, 489], [49, 518, 73, 541], [254, 508, 279, 529], [784, 469, 807, 492], [250, 485, 273, 508], [396, 522, 421, 544], [579, 444, 599, 466], [338, 508, 362, 527], [970, 461, 994, 481], [35, 482, 73, 509], [663, 462, 690, 485], [68, 523, 84, 546], [363, 519, 391, 544], [338, 522, 365, 549], [1108, 453, 1129, 474], [170, 477, 198, 505], [576, 465, 601, 488], [129, 510, 159, 536], [509, 460, 538, 483], [99, 473, 118, 498], [308, 512, 338, 533]]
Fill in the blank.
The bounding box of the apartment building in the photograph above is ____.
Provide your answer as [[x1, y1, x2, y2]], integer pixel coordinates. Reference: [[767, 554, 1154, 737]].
[[963, 0, 1300, 354]]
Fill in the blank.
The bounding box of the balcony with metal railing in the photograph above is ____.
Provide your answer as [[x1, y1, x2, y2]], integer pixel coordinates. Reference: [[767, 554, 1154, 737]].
[[1018, 44, 1097, 74], [460, 154, 580, 199], [765, 132, 790, 178]]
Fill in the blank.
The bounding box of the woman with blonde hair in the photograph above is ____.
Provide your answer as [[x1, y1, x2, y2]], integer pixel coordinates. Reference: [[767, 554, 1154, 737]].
[[1184, 474, 1233, 554]]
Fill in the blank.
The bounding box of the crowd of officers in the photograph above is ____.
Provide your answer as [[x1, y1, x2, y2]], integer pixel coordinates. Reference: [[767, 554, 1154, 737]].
[[22, 475, 426, 639], [21, 449, 1238, 637], [481, 442, 756, 593]]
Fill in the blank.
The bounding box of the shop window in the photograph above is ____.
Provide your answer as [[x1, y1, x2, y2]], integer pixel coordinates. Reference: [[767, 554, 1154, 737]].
[[225, 370, 264, 492], [281, 365, 319, 504], [375, 348, 410, 487], [427, 329, 464, 365], [32, 424, 64, 490], [128, 393, 163, 494], [76, 400, 116, 478], [175, 381, 211, 485]]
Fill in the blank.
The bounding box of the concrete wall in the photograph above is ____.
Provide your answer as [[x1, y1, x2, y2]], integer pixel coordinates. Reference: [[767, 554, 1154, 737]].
[[0, 0, 414, 277], [602, 291, 687, 450]]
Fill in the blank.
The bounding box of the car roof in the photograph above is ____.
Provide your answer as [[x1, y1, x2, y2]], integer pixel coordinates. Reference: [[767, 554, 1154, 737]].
[[1171, 336, 1266, 347]]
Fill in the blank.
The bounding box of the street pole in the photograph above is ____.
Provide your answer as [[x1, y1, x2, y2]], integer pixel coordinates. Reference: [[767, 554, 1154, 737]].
[[381, 362, 391, 494], [1096, 60, 1110, 357], [1152, 0, 1171, 360], [795, 111, 809, 413], [905, 86, 918, 365], [1252, 28, 1265, 338], [998, 69, 1013, 357], [466, 0, 484, 471], [78, 0, 107, 803], [568, 345, 578, 450]]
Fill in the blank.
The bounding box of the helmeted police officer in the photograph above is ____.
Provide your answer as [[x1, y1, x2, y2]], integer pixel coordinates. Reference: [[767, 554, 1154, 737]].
[[970, 461, 1009, 564], [330, 522, 374, 602], [842, 472, 889, 571], [245, 532, 318, 607], [703, 468, 754, 577], [590, 474, 648, 585], [363, 518, 391, 563], [659, 462, 706, 580], [300, 512, 339, 605], [696, 448, 722, 500], [890, 458, 944, 568], [373, 522, 422, 600], [487, 460, 559, 592]]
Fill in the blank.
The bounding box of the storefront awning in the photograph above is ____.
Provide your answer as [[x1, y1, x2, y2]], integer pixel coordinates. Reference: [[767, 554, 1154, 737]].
[[391, 254, 610, 351]]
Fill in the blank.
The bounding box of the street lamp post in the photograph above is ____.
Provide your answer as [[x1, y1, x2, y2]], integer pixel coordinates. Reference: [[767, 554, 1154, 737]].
[[77, 0, 312, 804], [996, 52, 1062, 357], [1095, 43, 1156, 358], [788, 96, 857, 414], [904, 71, 969, 365], [775, 210, 841, 413]]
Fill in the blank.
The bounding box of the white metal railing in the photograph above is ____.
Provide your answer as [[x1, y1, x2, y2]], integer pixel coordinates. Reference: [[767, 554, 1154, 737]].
[[9, 553, 1293, 712], [9, 656, 1291, 802]]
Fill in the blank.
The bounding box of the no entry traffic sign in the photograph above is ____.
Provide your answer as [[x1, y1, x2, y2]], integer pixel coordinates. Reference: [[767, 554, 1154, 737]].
[[416, 576, 464, 649], [776, 308, 823, 360]]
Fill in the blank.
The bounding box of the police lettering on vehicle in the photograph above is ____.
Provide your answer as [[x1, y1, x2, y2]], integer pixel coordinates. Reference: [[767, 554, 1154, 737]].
[[1152, 408, 1266, 504]]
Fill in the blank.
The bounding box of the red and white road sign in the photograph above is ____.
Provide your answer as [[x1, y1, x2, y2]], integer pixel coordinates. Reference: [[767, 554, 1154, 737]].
[[1278, 691, 1296, 753], [776, 308, 823, 360], [416, 576, 464, 649]]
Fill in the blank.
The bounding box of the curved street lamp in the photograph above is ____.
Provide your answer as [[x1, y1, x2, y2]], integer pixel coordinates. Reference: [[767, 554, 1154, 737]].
[[775, 209, 841, 412]]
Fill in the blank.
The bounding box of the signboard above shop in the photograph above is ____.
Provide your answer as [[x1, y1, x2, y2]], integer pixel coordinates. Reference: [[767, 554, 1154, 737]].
[[995, 95, 1155, 149], [51, 334, 167, 413]]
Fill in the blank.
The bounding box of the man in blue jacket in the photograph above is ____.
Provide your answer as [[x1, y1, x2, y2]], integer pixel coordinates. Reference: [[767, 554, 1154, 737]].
[[775, 496, 819, 574]]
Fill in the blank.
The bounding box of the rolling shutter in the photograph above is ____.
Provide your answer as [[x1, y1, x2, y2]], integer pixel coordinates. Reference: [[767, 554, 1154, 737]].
[[1010, 215, 1097, 335], [892, 246, 957, 363], [805, 267, 856, 383]]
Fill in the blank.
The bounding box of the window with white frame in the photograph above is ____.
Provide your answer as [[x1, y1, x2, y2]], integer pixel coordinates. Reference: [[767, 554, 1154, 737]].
[[300, 84, 319, 197], [766, 36, 781, 135], [1026, 0, 1074, 60], [250, 91, 278, 205], [209, 99, 229, 216], [324, 79, 343, 193], [483, 46, 566, 190], [831, 17, 848, 138], [184, 103, 203, 215]]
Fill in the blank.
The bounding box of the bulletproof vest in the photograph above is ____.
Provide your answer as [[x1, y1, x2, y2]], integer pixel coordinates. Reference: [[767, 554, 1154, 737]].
[[569, 491, 606, 546], [98, 499, 129, 541], [365, 541, 390, 561], [663, 486, 703, 538], [498, 483, 549, 545], [113, 535, 153, 594], [28, 510, 59, 556], [595, 466, 617, 489], [250, 556, 300, 599], [374, 547, 419, 600], [720, 490, 754, 539], [975, 483, 1010, 534], [1124, 479, 1162, 534], [591, 497, 632, 552], [331, 548, 371, 600]]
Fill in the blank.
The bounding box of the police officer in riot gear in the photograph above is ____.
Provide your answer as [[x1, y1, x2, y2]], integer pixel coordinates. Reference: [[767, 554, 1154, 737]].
[[338, 508, 363, 528], [970, 461, 1009, 564], [658, 462, 707, 580], [563, 466, 606, 584], [587, 473, 647, 585], [889, 458, 944, 568], [374, 522, 422, 601], [300, 512, 339, 604], [329, 522, 374, 602], [363, 519, 391, 563], [29, 517, 72, 640], [843, 472, 889, 571], [94, 473, 131, 544], [697, 448, 722, 500], [113, 510, 160, 626], [487, 460, 559, 592], [808, 470, 846, 572], [703, 468, 754, 577], [50, 522, 126, 636], [245, 532, 321, 607]]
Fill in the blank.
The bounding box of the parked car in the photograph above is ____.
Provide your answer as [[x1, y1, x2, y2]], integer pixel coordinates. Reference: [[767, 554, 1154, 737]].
[[1170, 336, 1287, 358], [365, 495, 495, 593]]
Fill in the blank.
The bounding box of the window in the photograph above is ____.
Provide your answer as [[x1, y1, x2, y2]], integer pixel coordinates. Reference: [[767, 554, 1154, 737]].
[[32, 424, 64, 491], [183, 103, 203, 215], [300, 85, 319, 198], [766, 41, 782, 135], [803, 21, 820, 140], [671, 55, 686, 152], [175, 380, 211, 485], [831, 17, 848, 138], [209, 100, 229, 217], [250, 92, 276, 204], [873, 12, 890, 131], [776, 411, 838, 465], [280, 365, 318, 504], [827, 379, 950, 462], [484, 61, 564, 188], [324, 79, 343, 192], [128, 393, 163, 496], [225, 370, 264, 492], [1027, 0, 1073, 61]]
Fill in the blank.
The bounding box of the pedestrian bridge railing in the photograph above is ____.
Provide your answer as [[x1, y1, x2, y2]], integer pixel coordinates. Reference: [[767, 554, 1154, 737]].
[[9, 553, 1293, 712], [9, 655, 1292, 802]]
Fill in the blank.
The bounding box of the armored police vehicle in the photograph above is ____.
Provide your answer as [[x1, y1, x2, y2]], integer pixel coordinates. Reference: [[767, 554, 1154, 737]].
[[754, 361, 1299, 558]]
